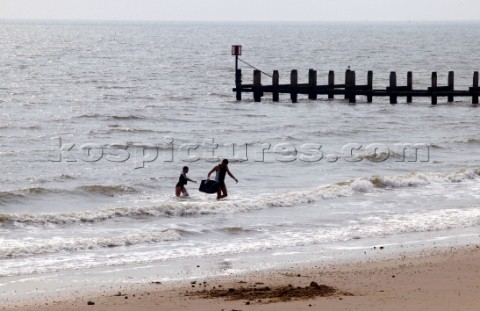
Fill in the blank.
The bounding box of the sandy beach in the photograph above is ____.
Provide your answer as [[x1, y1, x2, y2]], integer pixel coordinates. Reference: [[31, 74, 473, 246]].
[[3, 244, 479, 311]]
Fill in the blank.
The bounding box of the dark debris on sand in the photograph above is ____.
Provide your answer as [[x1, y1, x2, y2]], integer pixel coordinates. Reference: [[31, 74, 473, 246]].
[[187, 281, 352, 303]]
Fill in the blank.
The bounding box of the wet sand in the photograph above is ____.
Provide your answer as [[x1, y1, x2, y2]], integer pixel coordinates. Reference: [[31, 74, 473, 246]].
[[2, 244, 480, 311]]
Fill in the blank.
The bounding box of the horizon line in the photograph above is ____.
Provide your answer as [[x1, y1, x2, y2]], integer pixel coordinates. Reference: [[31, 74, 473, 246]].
[[1, 18, 480, 24]]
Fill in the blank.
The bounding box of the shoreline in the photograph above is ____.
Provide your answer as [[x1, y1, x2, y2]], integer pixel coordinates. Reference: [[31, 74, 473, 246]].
[[3, 243, 479, 311]]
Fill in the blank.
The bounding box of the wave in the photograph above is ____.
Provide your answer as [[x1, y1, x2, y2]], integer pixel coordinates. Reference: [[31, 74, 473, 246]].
[[0, 229, 180, 259], [0, 184, 138, 205], [1, 205, 480, 261], [74, 114, 145, 121], [264, 206, 480, 250], [207, 92, 232, 99], [109, 115, 145, 120], [95, 85, 137, 90], [370, 168, 480, 188], [2, 167, 480, 226], [304, 128, 361, 136], [452, 138, 480, 144], [75, 114, 102, 119], [0, 192, 25, 205], [20, 125, 41, 130], [427, 143, 444, 149], [58, 174, 76, 180], [96, 128, 158, 134], [78, 185, 138, 196], [0, 187, 59, 204], [433, 138, 480, 148]]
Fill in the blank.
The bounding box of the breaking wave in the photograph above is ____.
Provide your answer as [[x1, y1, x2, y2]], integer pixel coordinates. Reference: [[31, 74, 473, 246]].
[[2, 167, 480, 226], [0, 229, 180, 259]]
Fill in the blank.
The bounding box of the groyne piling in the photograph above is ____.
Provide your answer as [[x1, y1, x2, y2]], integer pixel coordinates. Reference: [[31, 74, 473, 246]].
[[233, 69, 480, 105]]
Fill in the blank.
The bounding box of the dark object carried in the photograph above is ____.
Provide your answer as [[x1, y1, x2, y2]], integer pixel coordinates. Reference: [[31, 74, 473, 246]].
[[199, 180, 219, 194]]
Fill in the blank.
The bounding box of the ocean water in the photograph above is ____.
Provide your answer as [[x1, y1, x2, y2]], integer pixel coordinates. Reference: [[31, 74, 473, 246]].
[[1, 21, 480, 298]]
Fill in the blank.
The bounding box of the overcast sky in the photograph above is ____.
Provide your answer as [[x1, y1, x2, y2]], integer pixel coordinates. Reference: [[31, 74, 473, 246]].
[[0, 0, 479, 22]]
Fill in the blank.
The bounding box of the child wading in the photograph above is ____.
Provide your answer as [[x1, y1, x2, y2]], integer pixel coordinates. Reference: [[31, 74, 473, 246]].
[[175, 166, 197, 197]]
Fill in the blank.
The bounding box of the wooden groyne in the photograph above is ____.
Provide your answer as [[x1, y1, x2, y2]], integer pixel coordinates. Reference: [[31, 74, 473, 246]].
[[233, 69, 480, 105]]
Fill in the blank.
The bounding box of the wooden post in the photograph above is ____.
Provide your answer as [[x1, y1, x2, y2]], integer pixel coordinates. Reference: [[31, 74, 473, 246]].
[[448, 71, 454, 103], [290, 69, 298, 103], [431, 72, 437, 105], [348, 71, 356, 103], [367, 71, 373, 103], [253, 70, 262, 102], [473, 71, 479, 104], [407, 71, 413, 103], [308, 69, 317, 100], [235, 69, 242, 101], [344, 69, 351, 99], [389, 71, 397, 104], [272, 70, 279, 102], [328, 70, 335, 99]]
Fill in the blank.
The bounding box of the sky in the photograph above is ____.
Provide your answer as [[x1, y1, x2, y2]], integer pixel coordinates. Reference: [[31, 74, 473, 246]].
[[0, 0, 479, 22]]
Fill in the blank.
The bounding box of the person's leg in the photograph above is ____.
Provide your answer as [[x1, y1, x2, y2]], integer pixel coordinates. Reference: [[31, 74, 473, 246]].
[[182, 188, 189, 197], [220, 186, 228, 199], [175, 186, 181, 197]]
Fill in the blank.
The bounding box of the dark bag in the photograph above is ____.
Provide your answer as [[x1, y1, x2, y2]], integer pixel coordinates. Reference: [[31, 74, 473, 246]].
[[199, 180, 219, 194]]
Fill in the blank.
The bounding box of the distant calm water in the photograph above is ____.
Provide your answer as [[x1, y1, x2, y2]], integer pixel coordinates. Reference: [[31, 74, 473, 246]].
[[1, 21, 480, 292]]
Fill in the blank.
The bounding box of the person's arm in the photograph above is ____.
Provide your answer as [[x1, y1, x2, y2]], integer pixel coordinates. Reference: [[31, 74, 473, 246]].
[[226, 167, 238, 183], [187, 177, 197, 183], [207, 166, 217, 180]]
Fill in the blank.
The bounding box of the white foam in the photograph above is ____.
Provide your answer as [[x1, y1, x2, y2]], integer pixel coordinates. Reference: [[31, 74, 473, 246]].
[[0, 229, 180, 259], [2, 167, 480, 227]]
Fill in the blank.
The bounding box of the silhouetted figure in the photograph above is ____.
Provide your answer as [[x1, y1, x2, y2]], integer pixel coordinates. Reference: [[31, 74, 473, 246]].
[[175, 166, 196, 197], [207, 159, 238, 200]]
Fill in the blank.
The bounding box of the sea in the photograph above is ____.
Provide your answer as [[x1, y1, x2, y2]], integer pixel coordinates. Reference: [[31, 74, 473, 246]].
[[1, 20, 480, 301]]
